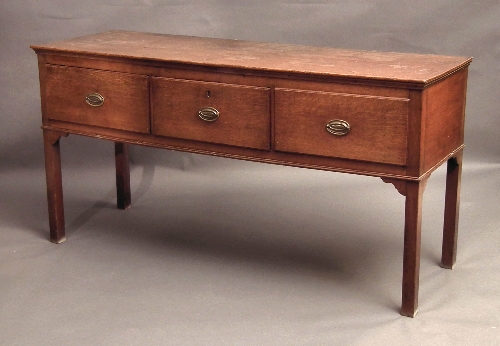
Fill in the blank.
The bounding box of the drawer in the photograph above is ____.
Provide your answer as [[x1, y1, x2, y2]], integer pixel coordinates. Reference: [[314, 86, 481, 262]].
[[45, 64, 150, 133], [275, 88, 409, 165], [152, 77, 270, 150]]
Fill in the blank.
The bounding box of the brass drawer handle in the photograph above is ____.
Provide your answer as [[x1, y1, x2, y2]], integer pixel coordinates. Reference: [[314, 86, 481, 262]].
[[85, 93, 104, 107], [198, 107, 219, 122], [326, 119, 350, 136]]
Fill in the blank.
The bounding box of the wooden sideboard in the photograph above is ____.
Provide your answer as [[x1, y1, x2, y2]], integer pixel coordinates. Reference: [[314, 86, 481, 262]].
[[32, 31, 472, 317]]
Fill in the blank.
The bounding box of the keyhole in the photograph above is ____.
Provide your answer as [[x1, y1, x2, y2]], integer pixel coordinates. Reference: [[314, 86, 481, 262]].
[[206, 90, 211, 98]]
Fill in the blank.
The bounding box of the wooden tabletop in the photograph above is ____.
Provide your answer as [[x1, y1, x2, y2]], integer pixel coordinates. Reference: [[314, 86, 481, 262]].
[[32, 30, 472, 86]]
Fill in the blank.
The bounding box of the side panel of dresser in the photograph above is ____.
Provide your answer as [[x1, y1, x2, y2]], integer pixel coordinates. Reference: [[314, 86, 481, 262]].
[[422, 68, 468, 173], [405, 68, 468, 178]]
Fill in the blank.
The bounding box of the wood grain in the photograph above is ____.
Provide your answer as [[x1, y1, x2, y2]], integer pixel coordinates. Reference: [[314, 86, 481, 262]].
[[422, 69, 468, 172], [152, 77, 270, 150], [275, 88, 409, 165], [32, 30, 471, 88], [42, 53, 412, 97], [45, 64, 150, 133]]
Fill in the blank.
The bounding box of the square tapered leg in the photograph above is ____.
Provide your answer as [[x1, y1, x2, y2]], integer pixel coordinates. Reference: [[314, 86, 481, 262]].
[[441, 151, 463, 269], [400, 179, 426, 317], [115, 142, 131, 210], [43, 129, 66, 244]]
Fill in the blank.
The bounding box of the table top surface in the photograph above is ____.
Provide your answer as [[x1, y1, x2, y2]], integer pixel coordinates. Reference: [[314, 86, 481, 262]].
[[32, 30, 472, 85]]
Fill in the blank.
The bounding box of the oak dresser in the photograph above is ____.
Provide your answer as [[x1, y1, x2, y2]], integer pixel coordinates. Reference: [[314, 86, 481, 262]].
[[32, 31, 472, 317]]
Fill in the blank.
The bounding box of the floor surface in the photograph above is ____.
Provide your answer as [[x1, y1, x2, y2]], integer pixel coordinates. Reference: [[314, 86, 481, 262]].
[[1, 150, 499, 345]]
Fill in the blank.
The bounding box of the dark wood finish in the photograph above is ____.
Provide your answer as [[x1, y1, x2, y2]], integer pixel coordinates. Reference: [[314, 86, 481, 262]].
[[401, 179, 426, 317], [45, 64, 150, 133], [115, 142, 131, 210], [41, 118, 465, 182], [381, 177, 407, 196], [32, 31, 472, 316], [275, 88, 409, 165], [43, 129, 67, 244], [41, 53, 412, 98], [422, 70, 468, 172], [406, 90, 426, 177], [441, 151, 463, 269], [31, 30, 471, 88], [152, 77, 270, 149]]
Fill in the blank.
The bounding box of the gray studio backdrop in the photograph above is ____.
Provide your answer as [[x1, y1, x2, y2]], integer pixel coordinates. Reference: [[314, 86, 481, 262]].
[[1, 1, 500, 346]]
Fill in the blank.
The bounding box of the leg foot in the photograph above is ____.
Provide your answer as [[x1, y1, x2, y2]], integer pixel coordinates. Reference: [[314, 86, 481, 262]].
[[400, 179, 426, 317]]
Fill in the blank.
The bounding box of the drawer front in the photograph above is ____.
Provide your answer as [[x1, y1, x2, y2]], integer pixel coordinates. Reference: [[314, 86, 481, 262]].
[[152, 77, 270, 150], [275, 88, 409, 165], [45, 64, 150, 133]]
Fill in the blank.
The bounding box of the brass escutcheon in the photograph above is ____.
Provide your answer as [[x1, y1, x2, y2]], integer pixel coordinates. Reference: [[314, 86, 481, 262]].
[[85, 93, 104, 107], [198, 107, 219, 122], [326, 119, 350, 136]]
